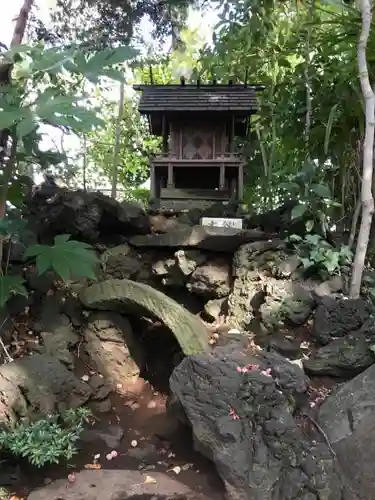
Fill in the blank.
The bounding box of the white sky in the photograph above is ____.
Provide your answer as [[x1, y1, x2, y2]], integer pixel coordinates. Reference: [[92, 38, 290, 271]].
[[1, 0, 217, 51], [1, 1, 219, 188]]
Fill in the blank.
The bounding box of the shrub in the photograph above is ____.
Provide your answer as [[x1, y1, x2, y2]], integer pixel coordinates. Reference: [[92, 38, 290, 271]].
[[287, 233, 352, 278], [0, 407, 91, 467]]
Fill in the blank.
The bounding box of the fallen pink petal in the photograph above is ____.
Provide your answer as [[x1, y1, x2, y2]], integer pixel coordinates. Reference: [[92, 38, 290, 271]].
[[247, 364, 260, 371], [67, 473, 76, 483], [229, 407, 240, 420]]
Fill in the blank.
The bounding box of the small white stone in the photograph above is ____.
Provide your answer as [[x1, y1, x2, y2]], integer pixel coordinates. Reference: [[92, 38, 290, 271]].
[[227, 328, 241, 334], [81, 375, 90, 382], [144, 475, 157, 484], [131, 440, 138, 448]]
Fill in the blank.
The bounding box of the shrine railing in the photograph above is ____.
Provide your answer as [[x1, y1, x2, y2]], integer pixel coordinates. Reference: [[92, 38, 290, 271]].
[[152, 152, 241, 165]]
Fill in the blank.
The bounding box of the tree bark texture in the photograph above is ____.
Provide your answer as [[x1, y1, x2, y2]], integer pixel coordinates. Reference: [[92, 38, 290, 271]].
[[0, 0, 35, 167], [304, 0, 314, 159], [350, 0, 375, 298], [111, 81, 125, 199]]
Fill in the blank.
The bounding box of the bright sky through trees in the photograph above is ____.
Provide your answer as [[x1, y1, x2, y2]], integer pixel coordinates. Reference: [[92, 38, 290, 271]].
[[1, 0, 218, 188]]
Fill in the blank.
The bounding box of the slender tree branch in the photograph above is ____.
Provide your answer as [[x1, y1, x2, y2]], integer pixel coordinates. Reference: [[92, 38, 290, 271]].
[[111, 81, 125, 199], [350, 0, 375, 298], [0, 0, 35, 168], [304, 0, 315, 160]]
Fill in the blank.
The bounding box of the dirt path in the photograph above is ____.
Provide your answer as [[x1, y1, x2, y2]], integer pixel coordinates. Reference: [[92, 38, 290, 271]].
[[7, 377, 225, 499]]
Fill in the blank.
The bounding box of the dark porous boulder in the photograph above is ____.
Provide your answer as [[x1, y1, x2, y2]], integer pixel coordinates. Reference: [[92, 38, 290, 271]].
[[202, 200, 243, 219], [83, 311, 144, 385], [266, 333, 303, 359], [152, 256, 186, 287], [260, 278, 315, 329], [228, 240, 307, 331], [313, 275, 345, 298], [101, 244, 143, 280], [312, 297, 371, 345], [204, 297, 228, 322], [130, 226, 273, 253], [187, 259, 231, 299], [243, 200, 298, 233], [175, 201, 243, 226], [303, 328, 375, 377], [227, 273, 263, 331], [25, 266, 56, 294], [149, 214, 189, 233], [175, 249, 207, 275], [0, 354, 92, 429], [318, 363, 375, 499], [170, 344, 351, 500], [32, 295, 80, 368], [152, 250, 207, 288], [24, 189, 151, 243], [232, 239, 286, 276]]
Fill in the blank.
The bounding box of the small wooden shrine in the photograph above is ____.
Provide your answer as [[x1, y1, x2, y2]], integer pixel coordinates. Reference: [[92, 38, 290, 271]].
[[133, 78, 263, 210]]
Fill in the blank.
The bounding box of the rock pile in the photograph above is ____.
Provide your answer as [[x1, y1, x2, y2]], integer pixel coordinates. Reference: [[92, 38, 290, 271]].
[[1, 187, 375, 499]]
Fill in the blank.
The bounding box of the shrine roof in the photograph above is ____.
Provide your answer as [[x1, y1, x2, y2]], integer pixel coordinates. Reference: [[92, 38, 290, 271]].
[[133, 84, 263, 114]]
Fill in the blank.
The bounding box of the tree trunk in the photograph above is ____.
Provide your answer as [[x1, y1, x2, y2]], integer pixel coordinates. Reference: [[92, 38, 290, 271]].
[[304, 0, 314, 160], [82, 135, 87, 191], [111, 81, 125, 199], [350, 0, 375, 298], [0, 0, 35, 168]]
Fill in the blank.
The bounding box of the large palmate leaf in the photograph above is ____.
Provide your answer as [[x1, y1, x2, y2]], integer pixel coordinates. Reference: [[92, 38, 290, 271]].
[[0, 275, 28, 308], [24, 235, 99, 281]]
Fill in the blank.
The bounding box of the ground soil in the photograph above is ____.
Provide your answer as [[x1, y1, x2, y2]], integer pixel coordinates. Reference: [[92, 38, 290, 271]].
[[4, 375, 225, 499], [0, 310, 339, 500]]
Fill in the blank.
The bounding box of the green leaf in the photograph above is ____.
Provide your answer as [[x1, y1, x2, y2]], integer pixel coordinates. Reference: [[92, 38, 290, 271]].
[[35, 150, 67, 168], [50, 255, 72, 281], [310, 183, 331, 199], [305, 220, 314, 232], [7, 176, 33, 208], [100, 69, 126, 82], [0, 110, 27, 129], [288, 234, 303, 242], [323, 251, 340, 273], [54, 234, 71, 245], [2, 44, 34, 62], [35, 254, 52, 276], [0, 218, 28, 237], [0, 275, 28, 308], [25, 236, 99, 282], [83, 46, 137, 75], [305, 233, 322, 246], [24, 244, 45, 259], [324, 103, 339, 155], [36, 95, 79, 117], [278, 182, 300, 192], [16, 116, 37, 138], [30, 47, 76, 74], [44, 115, 74, 128], [291, 203, 307, 220], [300, 258, 313, 269]]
